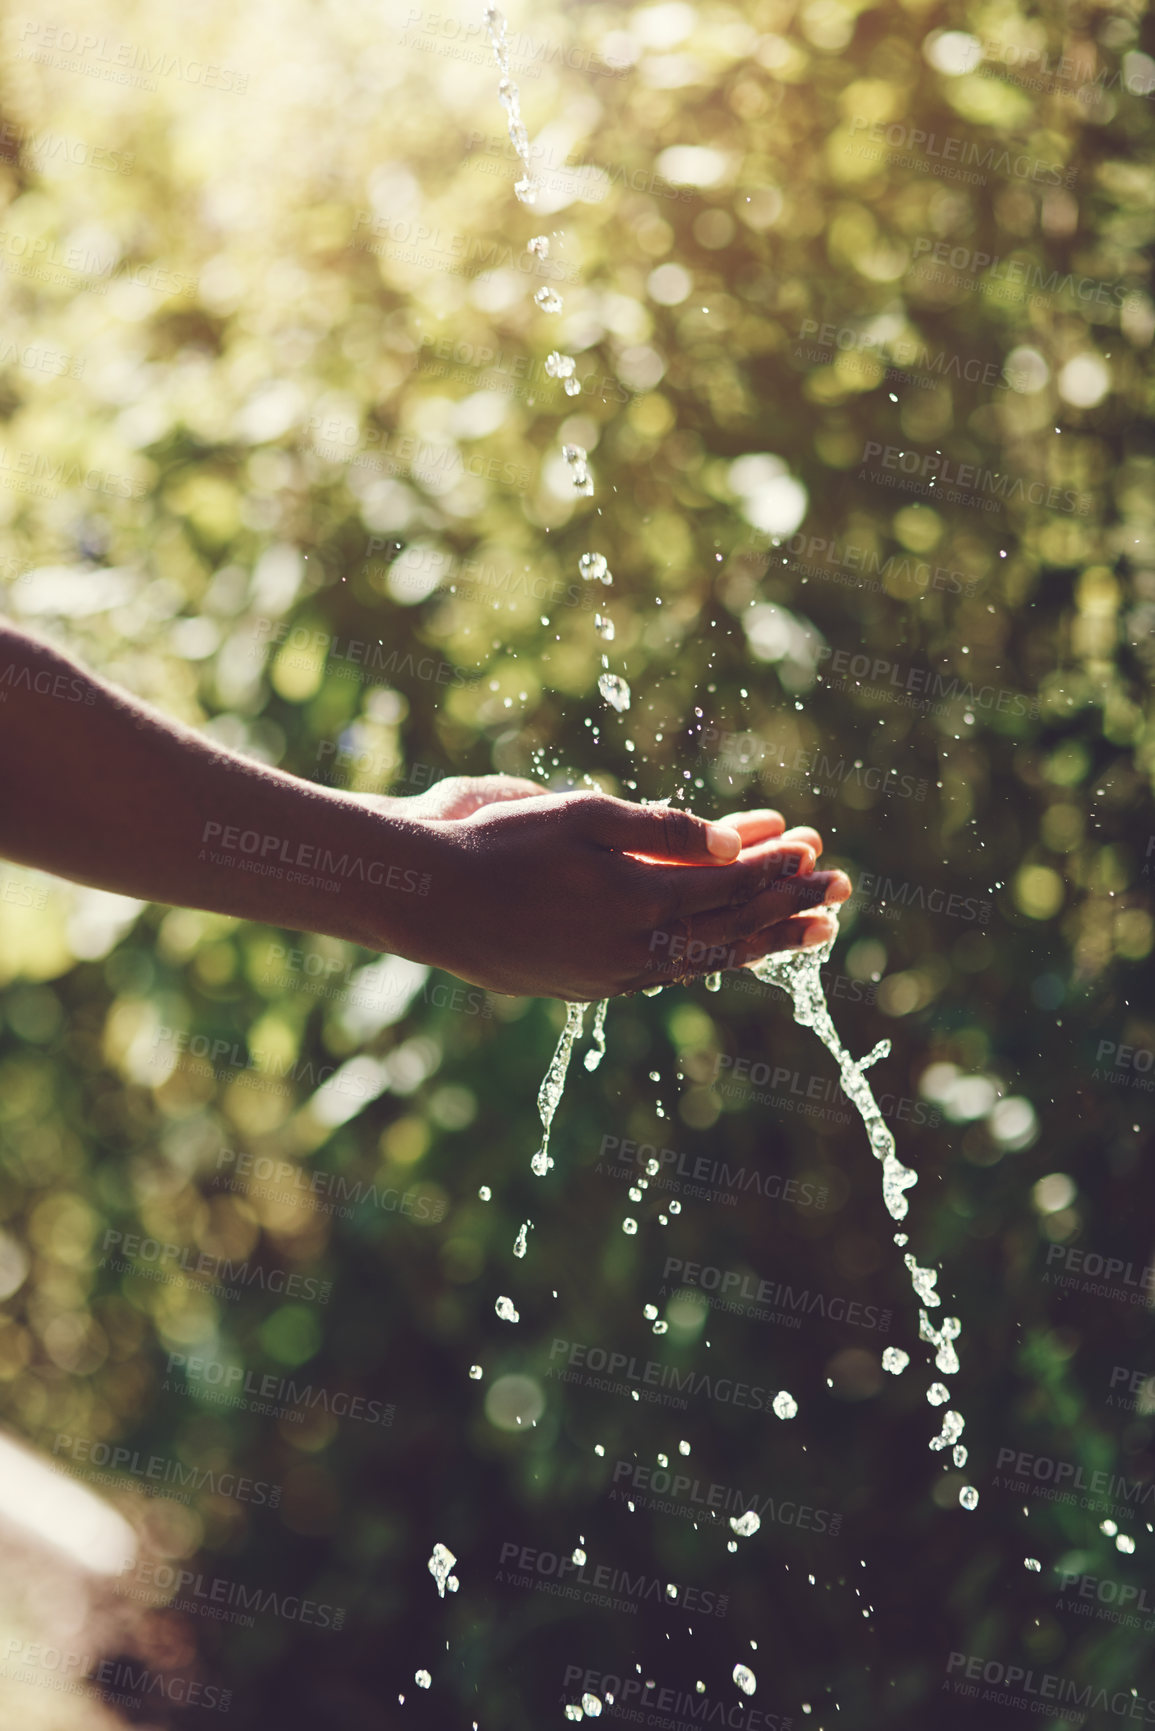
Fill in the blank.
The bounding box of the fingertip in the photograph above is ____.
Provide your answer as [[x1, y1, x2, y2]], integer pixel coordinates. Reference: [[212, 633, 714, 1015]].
[[706, 823, 742, 861]]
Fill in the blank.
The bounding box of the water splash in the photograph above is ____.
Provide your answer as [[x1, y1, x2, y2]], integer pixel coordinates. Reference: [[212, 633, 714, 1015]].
[[428, 1543, 457, 1597], [482, 8, 539, 203], [752, 916, 970, 1482], [598, 672, 631, 712], [531, 1000, 587, 1174]]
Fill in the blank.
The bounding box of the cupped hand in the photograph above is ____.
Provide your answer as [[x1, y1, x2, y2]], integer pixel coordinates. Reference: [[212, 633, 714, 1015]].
[[392, 787, 849, 1001]]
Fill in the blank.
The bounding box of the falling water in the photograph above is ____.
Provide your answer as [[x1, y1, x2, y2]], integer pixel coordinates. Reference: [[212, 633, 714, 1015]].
[[752, 917, 976, 1507]]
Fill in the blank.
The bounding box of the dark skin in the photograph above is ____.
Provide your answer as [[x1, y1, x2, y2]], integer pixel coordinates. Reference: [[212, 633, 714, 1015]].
[[0, 622, 850, 999]]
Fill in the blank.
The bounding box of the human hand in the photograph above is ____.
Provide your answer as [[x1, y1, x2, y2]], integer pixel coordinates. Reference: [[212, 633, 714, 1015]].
[[394, 789, 848, 1001]]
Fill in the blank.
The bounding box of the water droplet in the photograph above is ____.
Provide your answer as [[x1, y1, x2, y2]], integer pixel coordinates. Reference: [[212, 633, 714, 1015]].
[[772, 1390, 798, 1420], [572, 1547, 587, 1565], [730, 1509, 761, 1538], [733, 1664, 757, 1696], [546, 351, 576, 379], [678, 1440, 691, 1455], [428, 1543, 457, 1597], [579, 551, 610, 583], [534, 286, 563, 312], [1024, 1557, 1041, 1571], [959, 1485, 979, 1510], [478, 1185, 492, 1201], [582, 1694, 603, 1717], [598, 673, 631, 712], [469, 1364, 483, 1380], [595, 613, 615, 640], [563, 445, 594, 494], [495, 1295, 520, 1322], [416, 1670, 432, 1689], [1117, 1533, 1136, 1553], [622, 1216, 638, 1235], [704, 972, 722, 991], [527, 235, 550, 258], [882, 1347, 909, 1374], [564, 376, 581, 395], [927, 1382, 950, 1406], [513, 1222, 530, 1257]]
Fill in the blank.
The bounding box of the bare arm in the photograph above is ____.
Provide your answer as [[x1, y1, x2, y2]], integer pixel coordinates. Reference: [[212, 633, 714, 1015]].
[[0, 621, 848, 998]]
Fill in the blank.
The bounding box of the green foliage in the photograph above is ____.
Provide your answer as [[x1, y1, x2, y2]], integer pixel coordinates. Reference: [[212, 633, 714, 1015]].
[[0, 0, 1153, 1725]]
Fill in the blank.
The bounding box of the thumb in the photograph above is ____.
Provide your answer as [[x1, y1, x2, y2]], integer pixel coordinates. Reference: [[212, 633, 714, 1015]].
[[588, 796, 741, 863]]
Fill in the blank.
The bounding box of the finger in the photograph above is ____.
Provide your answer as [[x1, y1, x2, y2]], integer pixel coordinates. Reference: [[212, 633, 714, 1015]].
[[778, 825, 823, 858], [714, 808, 785, 846], [588, 795, 743, 863], [655, 840, 819, 918]]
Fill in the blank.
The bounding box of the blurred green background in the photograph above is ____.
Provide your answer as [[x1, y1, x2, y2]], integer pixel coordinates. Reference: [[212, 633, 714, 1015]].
[[0, 0, 1153, 1724]]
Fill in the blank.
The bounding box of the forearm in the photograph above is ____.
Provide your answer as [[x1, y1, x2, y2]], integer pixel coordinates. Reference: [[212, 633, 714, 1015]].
[[0, 622, 434, 950]]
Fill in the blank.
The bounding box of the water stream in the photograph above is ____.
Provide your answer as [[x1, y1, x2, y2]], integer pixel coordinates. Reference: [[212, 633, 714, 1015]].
[[468, 12, 976, 1718]]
